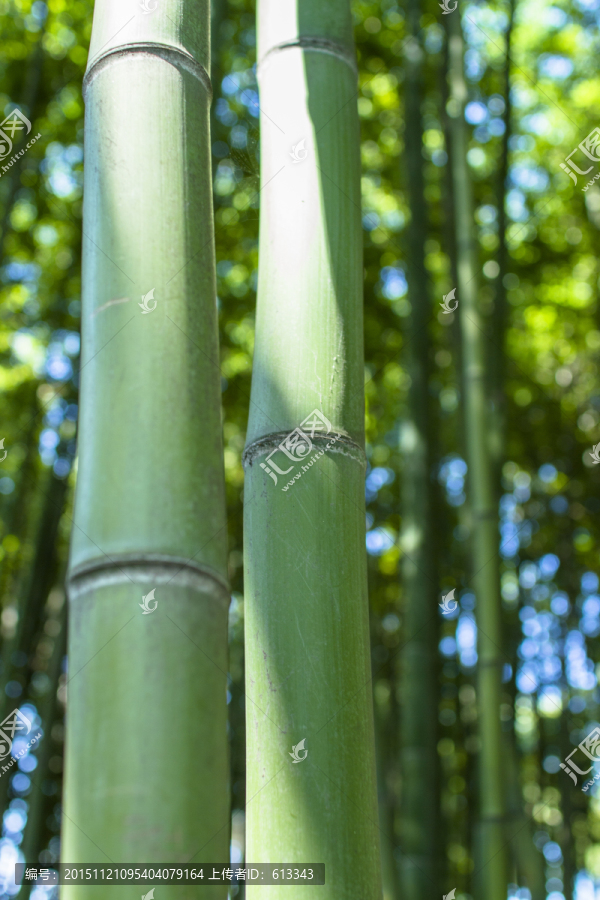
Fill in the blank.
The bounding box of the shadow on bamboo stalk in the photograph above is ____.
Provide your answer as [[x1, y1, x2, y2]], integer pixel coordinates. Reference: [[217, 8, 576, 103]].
[[62, 1, 231, 891], [243, 2, 382, 895]]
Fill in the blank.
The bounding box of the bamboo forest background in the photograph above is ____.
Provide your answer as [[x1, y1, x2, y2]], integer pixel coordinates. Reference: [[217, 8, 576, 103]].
[[0, 0, 599, 897]]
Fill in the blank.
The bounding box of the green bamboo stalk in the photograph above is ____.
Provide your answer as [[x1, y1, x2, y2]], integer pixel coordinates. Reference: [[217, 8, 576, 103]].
[[62, 1, 230, 893], [504, 736, 545, 900], [0, 29, 45, 253], [503, 600, 544, 898], [559, 721, 575, 900], [210, 0, 226, 84], [488, 0, 515, 480], [481, 8, 543, 895], [0, 388, 39, 622], [242, 2, 382, 896], [0, 473, 67, 817], [397, 0, 439, 894], [446, 9, 507, 900], [375, 700, 400, 900], [210, 0, 226, 138], [20, 594, 67, 892], [0, 472, 66, 697]]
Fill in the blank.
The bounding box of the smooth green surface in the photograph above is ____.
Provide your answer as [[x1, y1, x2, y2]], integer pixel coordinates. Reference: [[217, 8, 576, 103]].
[[63, 1, 229, 893], [62, 578, 229, 898], [397, 0, 439, 895], [244, 2, 382, 896], [257, 1, 354, 60], [70, 56, 226, 575], [244, 456, 382, 899], [247, 45, 363, 444], [87, 0, 210, 72], [447, 10, 507, 900]]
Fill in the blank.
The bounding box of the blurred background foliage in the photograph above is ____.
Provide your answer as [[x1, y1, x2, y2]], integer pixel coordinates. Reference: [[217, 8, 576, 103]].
[[0, 0, 599, 898]]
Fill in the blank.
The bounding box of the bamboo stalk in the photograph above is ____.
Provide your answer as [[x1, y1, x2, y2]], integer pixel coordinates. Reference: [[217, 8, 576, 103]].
[[504, 735, 545, 900], [0, 30, 45, 253], [0, 473, 67, 816], [210, 0, 226, 138], [397, 0, 439, 894], [242, 1, 382, 896], [559, 721, 575, 900], [479, 7, 543, 895], [20, 594, 67, 893], [62, 1, 230, 892], [0, 389, 40, 627], [489, 0, 515, 480], [375, 700, 400, 900], [446, 9, 507, 899]]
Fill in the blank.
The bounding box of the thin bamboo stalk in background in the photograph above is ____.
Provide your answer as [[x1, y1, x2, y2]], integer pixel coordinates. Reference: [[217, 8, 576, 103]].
[[446, 8, 507, 899], [0, 29, 46, 253], [210, 0, 226, 138], [483, 6, 544, 893], [0, 473, 67, 817], [20, 593, 67, 892], [242, 1, 382, 896], [559, 720, 575, 900], [489, 0, 515, 481], [62, 0, 230, 890], [504, 736, 545, 900], [375, 699, 400, 900], [0, 389, 40, 618], [397, 0, 439, 895]]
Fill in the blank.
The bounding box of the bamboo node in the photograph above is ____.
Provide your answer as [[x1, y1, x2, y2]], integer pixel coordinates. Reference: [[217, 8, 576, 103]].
[[242, 430, 365, 470], [67, 555, 229, 604], [257, 38, 358, 79], [83, 44, 212, 100]]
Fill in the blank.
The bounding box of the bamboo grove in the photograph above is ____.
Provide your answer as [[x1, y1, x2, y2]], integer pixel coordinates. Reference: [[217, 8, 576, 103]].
[[0, 0, 600, 899]]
